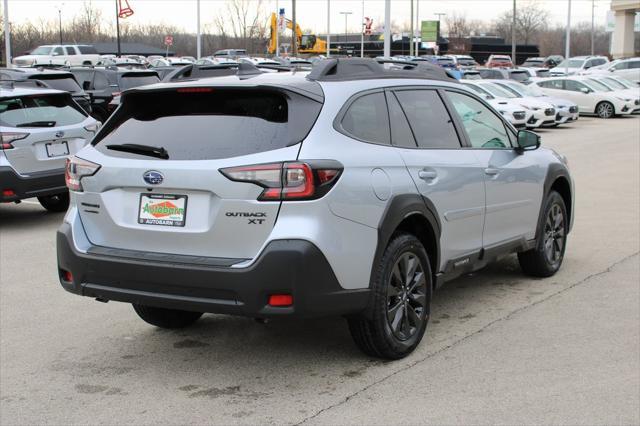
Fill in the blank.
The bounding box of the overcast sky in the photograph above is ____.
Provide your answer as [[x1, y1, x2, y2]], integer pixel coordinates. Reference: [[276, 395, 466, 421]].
[[3, 0, 613, 34]]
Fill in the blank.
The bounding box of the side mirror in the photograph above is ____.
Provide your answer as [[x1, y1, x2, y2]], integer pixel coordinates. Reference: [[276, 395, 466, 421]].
[[82, 81, 91, 91], [516, 130, 540, 153], [52, 52, 59, 56], [580, 87, 590, 94]]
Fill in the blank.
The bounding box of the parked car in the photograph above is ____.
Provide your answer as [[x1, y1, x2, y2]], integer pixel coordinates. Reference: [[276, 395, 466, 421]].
[[478, 68, 530, 82], [57, 58, 573, 359], [95, 57, 146, 68], [580, 57, 640, 83], [581, 76, 640, 112], [485, 54, 513, 68], [465, 80, 557, 128], [70, 67, 160, 122], [213, 49, 248, 58], [148, 57, 193, 68], [13, 45, 100, 67], [492, 80, 579, 125], [448, 54, 478, 70], [194, 57, 238, 66], [0, 68, 92, 114], [421, 55, 457, 71], [460, 69, 482, 80], [0, 83, 98, 211], [520, 67, 550, 78], [180, 56, 197, 63], [461, 83, 532, 129], [549, 55, 609, 76], [532, 76, 636, 118], [521, 56, 563, 68]]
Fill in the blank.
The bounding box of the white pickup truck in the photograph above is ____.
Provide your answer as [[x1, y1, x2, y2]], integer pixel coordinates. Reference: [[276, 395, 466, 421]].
[[12, 45, 101, 67]]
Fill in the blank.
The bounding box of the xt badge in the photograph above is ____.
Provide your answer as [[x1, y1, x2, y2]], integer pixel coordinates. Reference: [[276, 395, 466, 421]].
[[226, 211, 267, 225]]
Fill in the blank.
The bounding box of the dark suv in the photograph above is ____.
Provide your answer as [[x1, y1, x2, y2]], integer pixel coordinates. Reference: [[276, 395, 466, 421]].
[[0, 68, 92, 114], [70, 67, 160, 122]]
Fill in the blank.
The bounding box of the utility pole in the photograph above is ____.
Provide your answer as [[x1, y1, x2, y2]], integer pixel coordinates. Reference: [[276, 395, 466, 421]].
[[292, 0, 297, 56], [340, 11, 351, 44], [360, 0, 364, 58], [115, 0, 121, 57], [56, 5, 63, 45], [275, 0, 279, 57], [3, 0, 11, 67], [434, 13, 445, 53], [383, 0, 390, 57], [196, 0, 201, 59], [512, 0, 516, 65], [326, 0, 330, 57], [590, 0, 595, 55], [409, 0, 414, 56], [415, 0, 420, 55], [565, 0, 571, 76]]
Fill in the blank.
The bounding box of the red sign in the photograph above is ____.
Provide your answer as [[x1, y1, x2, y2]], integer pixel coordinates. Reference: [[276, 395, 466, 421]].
[[164, 35, 173, 46]]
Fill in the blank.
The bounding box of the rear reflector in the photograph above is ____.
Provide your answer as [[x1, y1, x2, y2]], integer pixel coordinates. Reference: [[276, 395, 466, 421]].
[[268, 294, 293, 307], [61, 270, 73, 282], [2, 189, 15, 197]]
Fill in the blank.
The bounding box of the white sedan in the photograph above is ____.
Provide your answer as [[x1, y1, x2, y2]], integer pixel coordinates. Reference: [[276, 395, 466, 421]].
[[491, 79, 579, 125], [532, 77, 636, 118], [581, 76, 640, 112], [463, 80, 557, 128]]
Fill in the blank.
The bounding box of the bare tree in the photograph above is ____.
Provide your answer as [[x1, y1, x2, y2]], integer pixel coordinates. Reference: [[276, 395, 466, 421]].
[[493, 1, 549, 45]]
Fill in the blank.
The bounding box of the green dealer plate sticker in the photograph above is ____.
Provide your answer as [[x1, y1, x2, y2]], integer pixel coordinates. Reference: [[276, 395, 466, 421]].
[[138, 194, 188, 227]]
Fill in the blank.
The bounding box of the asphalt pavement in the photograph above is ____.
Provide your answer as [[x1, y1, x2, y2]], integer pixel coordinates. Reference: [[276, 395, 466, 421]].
[[1, 116, 639, 425]]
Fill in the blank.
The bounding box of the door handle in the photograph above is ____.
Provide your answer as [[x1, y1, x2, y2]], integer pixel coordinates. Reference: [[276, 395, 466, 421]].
[[418, 170, 438, 180], [484, 168, 500, 176]]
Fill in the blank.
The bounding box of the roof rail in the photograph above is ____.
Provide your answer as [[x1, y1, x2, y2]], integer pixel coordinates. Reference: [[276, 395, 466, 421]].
[[307, 58, 457, 82]]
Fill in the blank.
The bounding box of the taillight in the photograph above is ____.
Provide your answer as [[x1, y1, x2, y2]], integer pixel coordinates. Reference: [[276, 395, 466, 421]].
[[0, 132, 29, 149], [220, 161, 342, 201], [65, 156, 101, 192]]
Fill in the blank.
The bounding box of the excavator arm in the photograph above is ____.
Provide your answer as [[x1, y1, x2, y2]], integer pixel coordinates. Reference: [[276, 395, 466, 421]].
[[268, 12, 326, 55]]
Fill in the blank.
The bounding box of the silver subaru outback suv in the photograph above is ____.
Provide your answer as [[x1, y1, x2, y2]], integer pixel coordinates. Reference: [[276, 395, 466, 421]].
[[57, 59, 574, 359]]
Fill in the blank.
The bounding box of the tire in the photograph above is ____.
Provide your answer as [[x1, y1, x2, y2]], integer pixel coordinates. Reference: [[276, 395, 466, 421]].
[[132, 304, 203, 329], [37, 192, 69, 212], [348, 233, 432, 359], [518, 190, 568, 277], [596, 101, 614, 119]]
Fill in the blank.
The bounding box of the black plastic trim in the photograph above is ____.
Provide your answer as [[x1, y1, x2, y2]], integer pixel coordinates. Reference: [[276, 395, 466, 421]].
[[57, 223, 369, 318], [0, 166, 67, 202]]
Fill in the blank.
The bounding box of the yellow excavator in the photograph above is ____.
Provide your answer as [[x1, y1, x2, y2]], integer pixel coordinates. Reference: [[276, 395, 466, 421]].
[[268, 12, 327, 55]]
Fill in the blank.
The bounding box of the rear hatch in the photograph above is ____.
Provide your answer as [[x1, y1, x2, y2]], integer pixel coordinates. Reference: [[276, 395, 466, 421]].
[[1, 93, 90, 174], [76, 85, 323, 260], [117, 72, 160, 90]]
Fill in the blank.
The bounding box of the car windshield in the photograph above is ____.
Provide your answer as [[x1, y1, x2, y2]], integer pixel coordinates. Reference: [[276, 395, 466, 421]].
[[119, 74, 160, 90], [600, 77, 626, 90], [585, 78, 612, 92], [32, 75, 82, 94], [557, 59, 585, 68], [0, 94, 87, 127], [463, 84, 493, 99], [29, 46, 53, 55], [498, 82, 528, 97], [480, 83, 518, 98]]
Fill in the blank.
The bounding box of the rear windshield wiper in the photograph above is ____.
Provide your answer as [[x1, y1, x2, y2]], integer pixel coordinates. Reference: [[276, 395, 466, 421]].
[[106, 143, 169, 160], [16, 121, 56, 127]]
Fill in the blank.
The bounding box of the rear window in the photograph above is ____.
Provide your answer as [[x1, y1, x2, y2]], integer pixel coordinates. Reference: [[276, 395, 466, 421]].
[[509, 71, 529, 82], [78, 45, 98, 54], [0, 94, 87, 128], [31, 75, 82, 93], [119, 74, 160, 90], [93, 89, 322, 161], [437, 58, 454, 64]]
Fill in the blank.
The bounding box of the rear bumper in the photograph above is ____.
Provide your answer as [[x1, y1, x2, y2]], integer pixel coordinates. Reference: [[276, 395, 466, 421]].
[[56, 223, 369, 318], [0, 166, 67, 202]]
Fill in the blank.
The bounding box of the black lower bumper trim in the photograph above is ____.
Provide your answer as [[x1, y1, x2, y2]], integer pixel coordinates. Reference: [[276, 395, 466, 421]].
[[57, 223, 369, 318], [0, 166, 67, 202]]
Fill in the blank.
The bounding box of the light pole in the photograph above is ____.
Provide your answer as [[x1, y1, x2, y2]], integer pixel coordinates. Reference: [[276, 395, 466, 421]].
[[326, 0, 330, 57], [196, 0, 201, 59], [565, 0, 571, 76], [415, 0, 420, 55], [360, 0, 364, 58], [340, 11, 352, 44], [512, 0, 516, 65], [383, 0, 390, 57], [55, 5, 64, 45], [590, 0, 595, 55], [409, 0, 414, 56], [3, 0, 11, 67], [434, 13, 445, 53]]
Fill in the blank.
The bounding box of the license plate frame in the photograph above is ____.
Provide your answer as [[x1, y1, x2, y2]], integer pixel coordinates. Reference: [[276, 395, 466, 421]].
[[138, 193, 188, 227], [45, 141, 69, 158]]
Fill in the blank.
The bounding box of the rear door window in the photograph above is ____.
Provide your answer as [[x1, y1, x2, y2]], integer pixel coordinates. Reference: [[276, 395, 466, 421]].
[[64, 46, 77, 55], [340, 92, 390, 145], [394, 90, 461, 149], [78, 46, 99, 54], [0, 94, 87, 128], [94, 88, 323, 160], [385, 92, 416, 148]]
